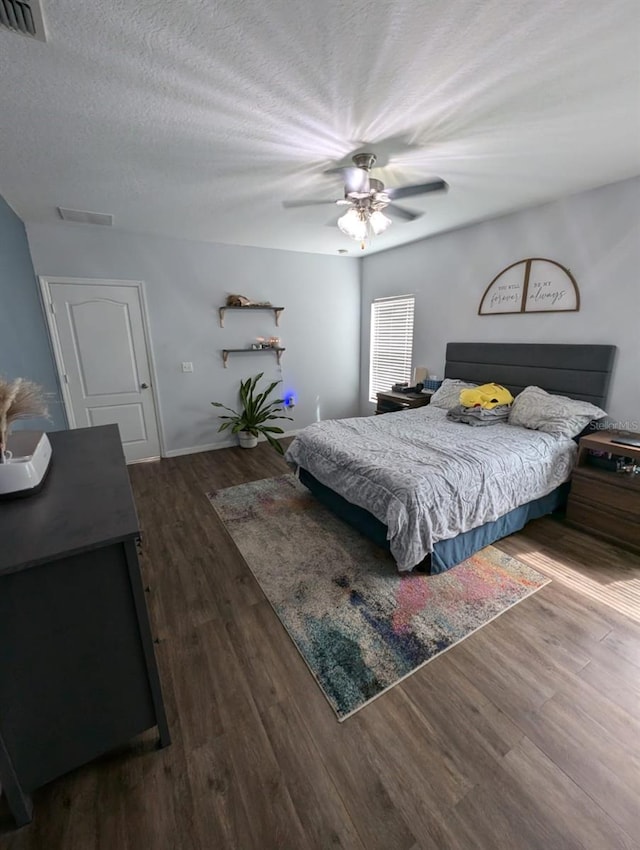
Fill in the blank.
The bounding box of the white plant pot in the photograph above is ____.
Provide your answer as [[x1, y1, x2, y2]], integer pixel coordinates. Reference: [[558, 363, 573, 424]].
[[238, 431, 258, 449]]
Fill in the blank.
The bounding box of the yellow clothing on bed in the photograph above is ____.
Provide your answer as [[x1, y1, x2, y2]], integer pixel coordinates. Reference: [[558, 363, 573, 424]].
[[459, 383, 514, 409]]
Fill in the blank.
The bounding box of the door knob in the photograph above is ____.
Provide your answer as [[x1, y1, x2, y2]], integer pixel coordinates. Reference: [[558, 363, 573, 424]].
[[141, 382, 149, 389]]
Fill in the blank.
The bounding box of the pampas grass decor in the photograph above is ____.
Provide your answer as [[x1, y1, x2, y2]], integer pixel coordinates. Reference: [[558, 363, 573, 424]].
[[0, 378, 48, 462]]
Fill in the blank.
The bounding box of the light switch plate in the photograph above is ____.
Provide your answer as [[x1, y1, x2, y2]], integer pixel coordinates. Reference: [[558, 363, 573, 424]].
[[181, 362, 194, 373]]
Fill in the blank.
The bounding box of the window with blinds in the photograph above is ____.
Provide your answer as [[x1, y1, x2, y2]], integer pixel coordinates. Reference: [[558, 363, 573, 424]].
[[368, 295, 415, 402]]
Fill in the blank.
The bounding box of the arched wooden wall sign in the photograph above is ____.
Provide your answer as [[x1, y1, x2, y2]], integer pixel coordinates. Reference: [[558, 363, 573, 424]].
[[478, 258, 580, 315]]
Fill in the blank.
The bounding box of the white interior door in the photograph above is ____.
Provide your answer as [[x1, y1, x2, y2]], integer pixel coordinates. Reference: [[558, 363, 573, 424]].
[[44, 279, 161, 462]]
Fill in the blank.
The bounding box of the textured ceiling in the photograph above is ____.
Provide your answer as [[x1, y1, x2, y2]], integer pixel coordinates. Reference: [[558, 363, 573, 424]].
[[1, 0, 639, 255]]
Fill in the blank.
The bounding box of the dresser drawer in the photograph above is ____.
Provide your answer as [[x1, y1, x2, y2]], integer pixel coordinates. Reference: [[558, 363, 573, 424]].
[[566, 497, 640, 549], [570, 473, 640, 517]]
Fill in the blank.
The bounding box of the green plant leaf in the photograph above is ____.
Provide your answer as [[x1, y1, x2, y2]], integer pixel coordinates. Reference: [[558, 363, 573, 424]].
[[211, 402, 240, 416], [264, 432, 285, 454], [253, 381, 280, 414], [247, 373, 262, 405]]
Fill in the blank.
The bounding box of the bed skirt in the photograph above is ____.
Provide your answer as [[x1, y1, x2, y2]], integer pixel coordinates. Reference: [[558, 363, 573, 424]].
[[298, 468, 569, 575]]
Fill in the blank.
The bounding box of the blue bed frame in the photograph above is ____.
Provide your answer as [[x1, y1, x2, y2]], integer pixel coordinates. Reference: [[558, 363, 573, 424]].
[[297, 342, 616, 574]]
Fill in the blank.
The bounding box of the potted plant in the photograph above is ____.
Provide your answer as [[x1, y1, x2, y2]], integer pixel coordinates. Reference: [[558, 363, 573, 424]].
[[212, 373, 293, 454]]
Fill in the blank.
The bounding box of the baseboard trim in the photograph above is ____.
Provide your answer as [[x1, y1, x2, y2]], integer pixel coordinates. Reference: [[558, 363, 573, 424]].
[[164, 429, 302, 459], [164, 441, 234, 458]]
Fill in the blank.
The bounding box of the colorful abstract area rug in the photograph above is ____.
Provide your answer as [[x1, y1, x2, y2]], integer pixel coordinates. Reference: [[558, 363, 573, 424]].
[[207, 475, 550, 721]]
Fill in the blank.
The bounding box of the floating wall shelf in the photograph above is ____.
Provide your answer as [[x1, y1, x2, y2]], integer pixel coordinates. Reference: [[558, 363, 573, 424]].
[[219, 306, 284, 328], [222, 348, 286, 368]]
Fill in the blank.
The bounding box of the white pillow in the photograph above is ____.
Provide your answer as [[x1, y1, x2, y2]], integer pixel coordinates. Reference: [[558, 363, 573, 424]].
[[509, 386, 607, 438], [430, 378, 479, 410]]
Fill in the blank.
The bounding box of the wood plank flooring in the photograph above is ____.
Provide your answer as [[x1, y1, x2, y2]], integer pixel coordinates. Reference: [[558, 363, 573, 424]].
[[2, 442, 639, 850]]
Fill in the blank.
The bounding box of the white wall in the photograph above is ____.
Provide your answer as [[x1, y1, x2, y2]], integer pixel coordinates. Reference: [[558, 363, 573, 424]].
[[26, 224, 361, 455], [361, 177, 640, 424]]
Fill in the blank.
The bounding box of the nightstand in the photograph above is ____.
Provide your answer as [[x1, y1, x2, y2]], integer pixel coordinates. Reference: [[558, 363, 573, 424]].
[[566, 431, 640, 553], [375, 390, 433, 415]]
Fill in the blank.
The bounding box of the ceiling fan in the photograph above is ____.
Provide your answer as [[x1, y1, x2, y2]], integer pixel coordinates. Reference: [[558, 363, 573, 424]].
[[283, 153, 448, 248]]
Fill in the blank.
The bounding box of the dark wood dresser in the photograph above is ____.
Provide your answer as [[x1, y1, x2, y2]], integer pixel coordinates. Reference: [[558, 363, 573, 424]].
[[566, 431, 640, 553], [375, 390, 433, 414], [0, 425, 170, 828]]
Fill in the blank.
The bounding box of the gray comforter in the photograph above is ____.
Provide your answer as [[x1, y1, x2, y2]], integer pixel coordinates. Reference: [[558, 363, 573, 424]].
[[285, 406, 577, 571]]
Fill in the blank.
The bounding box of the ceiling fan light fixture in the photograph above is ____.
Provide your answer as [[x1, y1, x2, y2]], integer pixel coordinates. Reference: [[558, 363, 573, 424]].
[[337, 205, 392, 249], [369, 210, 392, 236], [337, 208, 367, 241]]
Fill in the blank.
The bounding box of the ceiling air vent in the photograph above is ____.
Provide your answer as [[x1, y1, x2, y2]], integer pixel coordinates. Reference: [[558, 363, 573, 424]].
[[57, 208, 114, 226], [0, 0, 47, 41]]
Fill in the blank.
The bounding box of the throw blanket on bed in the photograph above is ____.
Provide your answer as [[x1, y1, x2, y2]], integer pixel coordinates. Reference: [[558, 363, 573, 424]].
[[285, 406, 576, 571], [446, 404, 511, 426]]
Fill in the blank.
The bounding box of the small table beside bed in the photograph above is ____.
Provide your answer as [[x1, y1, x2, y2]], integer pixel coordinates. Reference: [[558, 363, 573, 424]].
[[285, 342, 616, 574]]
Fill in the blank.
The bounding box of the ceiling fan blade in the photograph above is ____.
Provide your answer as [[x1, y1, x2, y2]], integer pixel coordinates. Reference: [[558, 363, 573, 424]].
[[343, 167, 370, 195], [282, 199, 339, 208], [387, 179, 448, 200], [324, 213, 343, 228], [387, 204, 422, 222]]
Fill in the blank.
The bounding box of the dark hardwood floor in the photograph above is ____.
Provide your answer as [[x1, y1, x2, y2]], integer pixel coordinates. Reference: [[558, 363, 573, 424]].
[[2, 442, 639, 849]]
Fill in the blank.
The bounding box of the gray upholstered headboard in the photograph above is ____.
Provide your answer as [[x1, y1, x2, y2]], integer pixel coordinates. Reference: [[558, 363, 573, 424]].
[[444, 342, 616, 408]]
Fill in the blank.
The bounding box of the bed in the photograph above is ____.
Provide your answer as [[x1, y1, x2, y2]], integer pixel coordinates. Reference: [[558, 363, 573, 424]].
[[285, 342, 616, 574]]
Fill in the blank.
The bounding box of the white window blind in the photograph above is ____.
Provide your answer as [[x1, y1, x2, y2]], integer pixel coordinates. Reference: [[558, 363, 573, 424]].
[[369, 295, 415, 402]]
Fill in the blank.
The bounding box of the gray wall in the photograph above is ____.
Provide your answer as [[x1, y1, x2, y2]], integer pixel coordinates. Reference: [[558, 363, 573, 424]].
[[0, 195, 66, 431], [361, 177, 640, 424], [26, 224, 361, 454]]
